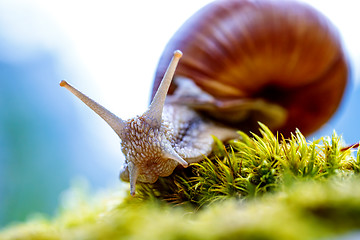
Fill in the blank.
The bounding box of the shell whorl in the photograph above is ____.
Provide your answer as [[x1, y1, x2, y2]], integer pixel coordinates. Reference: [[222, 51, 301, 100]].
[[152, 0, 348, 137]]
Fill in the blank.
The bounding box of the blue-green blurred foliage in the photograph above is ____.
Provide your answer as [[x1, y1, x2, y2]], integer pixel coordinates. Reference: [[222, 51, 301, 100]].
[[0, 46, 120, 226], [0, 51, 70, 225]]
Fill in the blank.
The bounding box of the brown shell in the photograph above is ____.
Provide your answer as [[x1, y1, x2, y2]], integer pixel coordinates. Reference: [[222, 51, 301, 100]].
[[152, 0, 348, 137]]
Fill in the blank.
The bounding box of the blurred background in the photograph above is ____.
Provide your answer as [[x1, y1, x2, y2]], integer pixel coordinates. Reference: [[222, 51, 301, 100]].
[[0, 0, 359, 227]]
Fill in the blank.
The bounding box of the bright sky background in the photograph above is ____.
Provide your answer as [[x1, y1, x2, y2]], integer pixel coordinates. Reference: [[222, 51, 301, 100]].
[[0, 0, 359, 182], [0, 0, 359, 108]]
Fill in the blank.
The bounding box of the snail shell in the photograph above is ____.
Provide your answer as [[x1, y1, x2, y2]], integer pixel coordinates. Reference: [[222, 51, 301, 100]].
[[152, 0, 348, 137]]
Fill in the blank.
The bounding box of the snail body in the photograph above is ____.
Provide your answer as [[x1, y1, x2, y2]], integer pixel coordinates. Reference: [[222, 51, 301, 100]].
[[60, 0, 348, 195], [61, 51, 237, 195]]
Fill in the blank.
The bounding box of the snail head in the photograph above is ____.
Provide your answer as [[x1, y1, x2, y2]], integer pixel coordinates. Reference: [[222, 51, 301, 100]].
[[60, 50, 186, 195]]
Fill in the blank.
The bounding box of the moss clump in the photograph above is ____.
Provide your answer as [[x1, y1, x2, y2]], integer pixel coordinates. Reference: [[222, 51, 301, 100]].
[[1, 124, 360, 240], [2, 178, 360, 240], [137, 123, 359, 207]]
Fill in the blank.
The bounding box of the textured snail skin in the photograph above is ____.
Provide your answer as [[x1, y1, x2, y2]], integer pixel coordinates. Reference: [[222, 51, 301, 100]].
[[152, 0, 348, 137], [60, 51, 237, 195]]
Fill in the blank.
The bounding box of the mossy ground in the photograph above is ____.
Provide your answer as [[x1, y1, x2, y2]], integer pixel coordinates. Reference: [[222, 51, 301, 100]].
[[1, 124, 360, 240]]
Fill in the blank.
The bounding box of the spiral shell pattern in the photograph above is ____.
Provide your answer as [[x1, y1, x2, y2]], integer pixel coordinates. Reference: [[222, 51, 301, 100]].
[[152, 0, 348, 136]]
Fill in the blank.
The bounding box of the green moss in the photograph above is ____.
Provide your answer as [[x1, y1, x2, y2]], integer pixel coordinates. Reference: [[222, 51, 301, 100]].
[[1, 124, 360, 240], [137, 123, 358, 207]]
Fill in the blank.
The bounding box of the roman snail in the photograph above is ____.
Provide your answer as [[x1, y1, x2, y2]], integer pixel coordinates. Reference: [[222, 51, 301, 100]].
[[60, 0, 348, 195]]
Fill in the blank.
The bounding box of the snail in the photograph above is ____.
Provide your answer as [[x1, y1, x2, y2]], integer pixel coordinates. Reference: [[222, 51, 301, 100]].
[[60, 0, 348, 195], [60, 51, 237, 195]]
